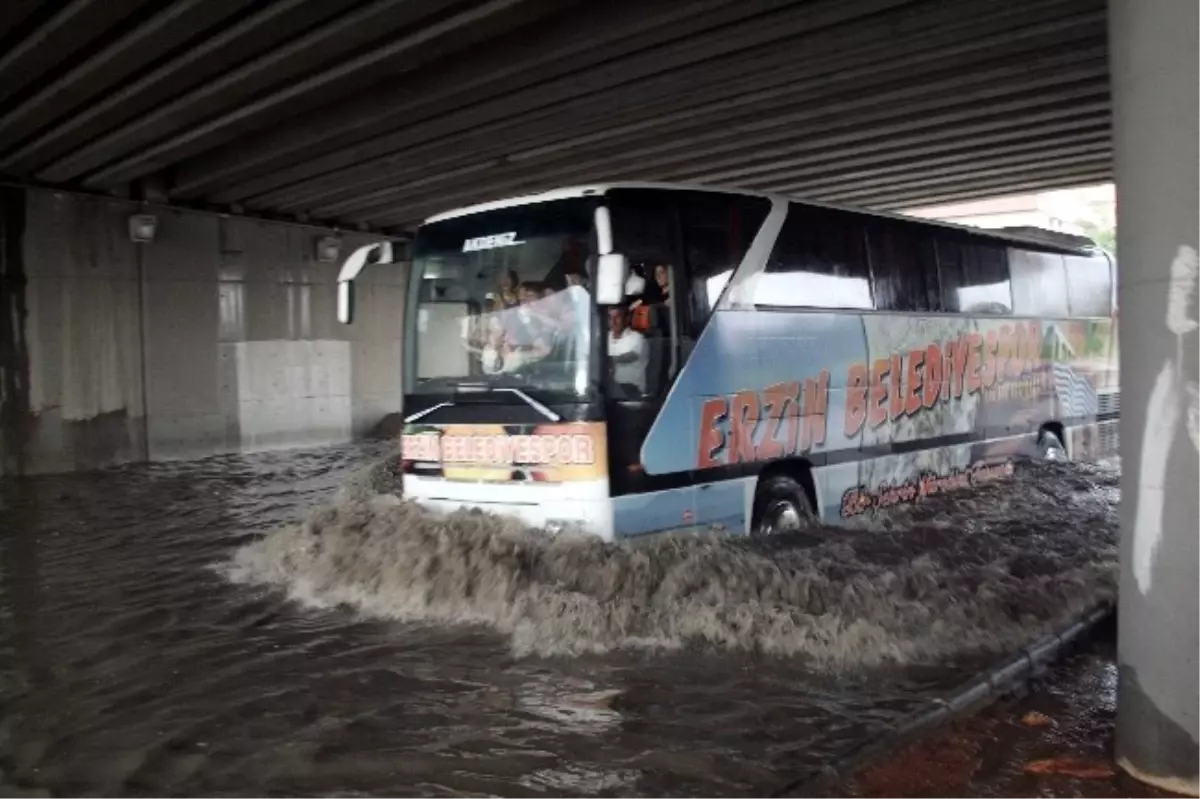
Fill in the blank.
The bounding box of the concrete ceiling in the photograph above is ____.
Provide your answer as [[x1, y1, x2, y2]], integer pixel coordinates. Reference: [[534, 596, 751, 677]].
[[0, 0, 1110, 234]]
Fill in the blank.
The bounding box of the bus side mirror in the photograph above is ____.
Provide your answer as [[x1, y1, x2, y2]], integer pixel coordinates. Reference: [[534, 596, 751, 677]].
[[595, 252, 628, 306], [337, 241, 395, 324]]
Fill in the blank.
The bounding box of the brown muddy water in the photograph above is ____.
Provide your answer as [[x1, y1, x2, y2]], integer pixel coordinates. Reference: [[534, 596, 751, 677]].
[[0, 446, 1118, 797], [834, 620, 1178, 798]]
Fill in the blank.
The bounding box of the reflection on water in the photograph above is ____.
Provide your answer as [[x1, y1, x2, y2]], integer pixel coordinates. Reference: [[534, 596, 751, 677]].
[[0, 446, 1118, 797]]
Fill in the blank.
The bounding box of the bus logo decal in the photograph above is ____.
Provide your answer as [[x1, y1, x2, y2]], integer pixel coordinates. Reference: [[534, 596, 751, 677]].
[[841, 461, 1015, 518], [400, 423, 607, 476], [694, 320, 1053, 469], [843, 321, 1045, 438], [697, 371, 830, 469], [462, 232, 524, 252]]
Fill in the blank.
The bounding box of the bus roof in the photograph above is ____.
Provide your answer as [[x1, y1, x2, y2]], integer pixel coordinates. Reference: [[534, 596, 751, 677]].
[[422, 181, 1104, 257]]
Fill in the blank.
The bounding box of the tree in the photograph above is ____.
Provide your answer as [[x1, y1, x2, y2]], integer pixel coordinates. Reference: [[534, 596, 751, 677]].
[[1079, 220, 1116, 253]]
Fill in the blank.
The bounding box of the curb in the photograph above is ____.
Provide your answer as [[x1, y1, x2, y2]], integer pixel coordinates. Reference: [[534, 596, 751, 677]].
[[772, 600, 1115, 797]]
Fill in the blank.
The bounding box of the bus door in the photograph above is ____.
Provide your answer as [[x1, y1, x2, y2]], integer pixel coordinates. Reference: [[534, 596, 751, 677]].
[[602, 189, 773, 536], [603, 191, 691, 534], [675, 191, 773, 532]]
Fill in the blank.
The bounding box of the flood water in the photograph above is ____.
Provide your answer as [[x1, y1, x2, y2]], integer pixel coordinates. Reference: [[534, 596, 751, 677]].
[[0, 446, 1119, 797]]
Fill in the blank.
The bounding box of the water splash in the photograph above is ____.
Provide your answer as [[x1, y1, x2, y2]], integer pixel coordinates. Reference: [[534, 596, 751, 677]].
[[227, 459, 1118, 669]]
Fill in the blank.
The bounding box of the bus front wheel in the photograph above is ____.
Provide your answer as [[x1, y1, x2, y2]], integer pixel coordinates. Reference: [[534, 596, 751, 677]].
[[751, 474, 817, 537]]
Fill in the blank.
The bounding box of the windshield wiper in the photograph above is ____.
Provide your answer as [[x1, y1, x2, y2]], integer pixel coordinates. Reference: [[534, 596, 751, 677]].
[[404, 401, 453, 423], [403, 386, 561, 423], [490, 388, 561, 421]]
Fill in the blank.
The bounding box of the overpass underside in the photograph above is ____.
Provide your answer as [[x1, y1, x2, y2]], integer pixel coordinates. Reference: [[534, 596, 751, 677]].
[[0, 0, 1109, 233]]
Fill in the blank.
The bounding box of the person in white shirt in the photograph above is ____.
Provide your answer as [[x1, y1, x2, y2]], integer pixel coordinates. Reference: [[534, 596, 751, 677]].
[[607, 306, 649, 396]]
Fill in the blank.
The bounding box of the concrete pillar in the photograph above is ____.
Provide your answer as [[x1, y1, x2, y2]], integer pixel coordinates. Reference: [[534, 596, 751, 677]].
[[1109, 0, 1199, 794]]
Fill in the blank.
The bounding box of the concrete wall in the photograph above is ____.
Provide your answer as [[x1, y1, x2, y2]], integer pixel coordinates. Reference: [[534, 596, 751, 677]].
[[0, 187, 405, 476]]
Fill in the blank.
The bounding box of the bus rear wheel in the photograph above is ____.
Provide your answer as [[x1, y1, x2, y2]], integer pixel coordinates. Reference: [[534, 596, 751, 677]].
[[751, 474, 817, 537], [1039, 429, 1067, 461]]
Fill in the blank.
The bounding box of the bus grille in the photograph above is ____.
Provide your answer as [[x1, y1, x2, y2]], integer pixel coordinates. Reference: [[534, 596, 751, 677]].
[[1098, 422, 1120, 456], [1097, 390, 1121, 417]]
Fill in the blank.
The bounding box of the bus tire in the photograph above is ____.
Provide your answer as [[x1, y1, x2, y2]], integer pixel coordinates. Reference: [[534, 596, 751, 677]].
[[1038, 429, 1067, 461], [751, 474, 817, 537]]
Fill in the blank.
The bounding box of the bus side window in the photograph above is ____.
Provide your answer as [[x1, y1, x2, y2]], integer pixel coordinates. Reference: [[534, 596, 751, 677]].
[[1010, 249, 1070, 317], [677, 192, 770, 338], [756, 205, 873, 310], [1063, 254, 1112, 317], [705, 270, 734, 311], [607, 191, 679, 398], [866, 220, 939, 313], [936, 237, 1012, 315]]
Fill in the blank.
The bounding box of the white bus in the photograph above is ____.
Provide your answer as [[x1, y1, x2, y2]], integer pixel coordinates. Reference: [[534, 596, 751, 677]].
[[339, 183, 1118, 539]]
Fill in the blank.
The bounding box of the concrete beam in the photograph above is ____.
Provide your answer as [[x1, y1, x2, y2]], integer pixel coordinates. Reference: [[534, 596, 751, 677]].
[[264, 27, 1106, 218], [36, 0, 537, 183], [170, 0, 816, 198], [0, 0, 158, 109], [0, 0, 351, 174], [0, 0, 248, 155], [329, 63, 1109, 225], [763, 131, 1108, 197], [75, 0, 573, 188], [0, 0, 1113, 225], [827, 150, 1113, 204], [345, 75, 1104, 225], [748, 130, 1112, 194], [198, 0, 918, 206], [0, 0, 44, 45]]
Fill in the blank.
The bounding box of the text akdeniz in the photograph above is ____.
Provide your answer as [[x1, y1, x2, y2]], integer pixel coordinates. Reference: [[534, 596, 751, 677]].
[[462, 232, 524, 252]]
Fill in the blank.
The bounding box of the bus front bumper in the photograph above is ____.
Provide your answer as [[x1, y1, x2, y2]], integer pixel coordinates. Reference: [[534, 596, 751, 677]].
[[401, 475, 615, 540]]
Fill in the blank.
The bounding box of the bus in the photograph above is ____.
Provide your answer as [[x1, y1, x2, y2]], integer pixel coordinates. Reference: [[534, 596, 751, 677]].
[[337, 183, 1119, 540]]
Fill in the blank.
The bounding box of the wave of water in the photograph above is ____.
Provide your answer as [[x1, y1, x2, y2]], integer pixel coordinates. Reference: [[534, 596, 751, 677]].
[[227, 459, 1118, 669]]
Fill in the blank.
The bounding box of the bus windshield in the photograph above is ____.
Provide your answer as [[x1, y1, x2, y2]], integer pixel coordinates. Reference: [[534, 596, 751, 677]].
[[406, 198, 597, 397]]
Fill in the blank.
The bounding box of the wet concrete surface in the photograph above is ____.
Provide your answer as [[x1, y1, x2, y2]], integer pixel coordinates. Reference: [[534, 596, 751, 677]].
[[832, 619, 1184, 798], [0, 445, 1119, 796]]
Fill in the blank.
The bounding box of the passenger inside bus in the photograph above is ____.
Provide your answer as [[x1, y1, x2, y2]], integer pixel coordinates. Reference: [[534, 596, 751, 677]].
[[607, 306, 649, 397], [623, 267, 654, 332], [651, 262, 670, 303], [477, 296, 507, 374], [472, 256, 667, 390], [628, 262, 670, 308], [492, 282, 548, 370], [622, 261, 673, 396], [497, 268, 520, 307], [456, 249, 595, 379], [471, 277, 580, 375]]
